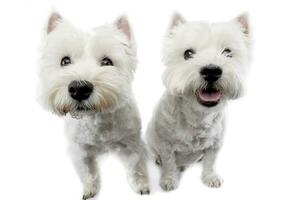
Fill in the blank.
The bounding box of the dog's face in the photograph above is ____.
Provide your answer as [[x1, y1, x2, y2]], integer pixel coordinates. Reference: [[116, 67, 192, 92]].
[[38, 13, 136, 117], [163, 13, 250, 108]]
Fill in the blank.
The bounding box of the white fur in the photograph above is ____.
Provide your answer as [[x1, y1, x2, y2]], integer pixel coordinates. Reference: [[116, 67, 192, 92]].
[[146, 13, 251, 191], [38, 16, 136, 116], [38, 13, 149, 199]]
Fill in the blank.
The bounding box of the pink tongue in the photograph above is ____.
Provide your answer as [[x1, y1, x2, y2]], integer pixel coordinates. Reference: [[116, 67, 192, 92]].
[[198, 90, 221, 102]]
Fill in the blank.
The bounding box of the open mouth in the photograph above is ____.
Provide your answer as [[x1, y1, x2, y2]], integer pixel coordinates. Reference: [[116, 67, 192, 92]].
[[196, 87, 222, 107]]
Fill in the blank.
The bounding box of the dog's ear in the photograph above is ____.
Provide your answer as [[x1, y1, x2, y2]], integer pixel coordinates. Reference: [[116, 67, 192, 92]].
[[47, 12, 62, 34], [115, 15, 132, 41], [235, 13, 249, 35], [169, 12, 186, 31]]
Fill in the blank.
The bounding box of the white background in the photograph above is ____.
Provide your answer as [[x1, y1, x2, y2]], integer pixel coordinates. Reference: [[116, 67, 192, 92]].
[[0, 0, 300, 199]]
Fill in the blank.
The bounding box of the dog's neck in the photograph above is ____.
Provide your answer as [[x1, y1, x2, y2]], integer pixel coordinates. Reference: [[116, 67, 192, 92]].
[[166, 93, 225, 127]]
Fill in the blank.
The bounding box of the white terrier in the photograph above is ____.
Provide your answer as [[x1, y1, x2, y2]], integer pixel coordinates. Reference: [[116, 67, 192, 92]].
[[146, 13, 250, 191], [38, 13, 150, 199]]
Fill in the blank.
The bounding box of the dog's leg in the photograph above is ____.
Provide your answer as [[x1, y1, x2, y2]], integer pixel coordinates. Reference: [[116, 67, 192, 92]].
[[119, 139, 150, 195], [159, 148, 180, 191], [69, 144, 100, 200], [127, 154, 150, 195], [201, 148, 223, 188]]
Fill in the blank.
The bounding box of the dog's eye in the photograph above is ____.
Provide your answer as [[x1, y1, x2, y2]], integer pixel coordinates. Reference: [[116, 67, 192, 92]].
[[222, 48, 233, 57], [60, 56, 72, 67], [100, 57, 113, 66], [184, 49, 195, 60]]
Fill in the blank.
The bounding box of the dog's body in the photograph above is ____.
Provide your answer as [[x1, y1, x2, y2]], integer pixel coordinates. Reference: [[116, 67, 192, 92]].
[[147, 92, 225, 166], [146, 13, 250, 191], [147, 91, 225, 191], [38, 13, 149, 199], [65, 99, 149, 199]]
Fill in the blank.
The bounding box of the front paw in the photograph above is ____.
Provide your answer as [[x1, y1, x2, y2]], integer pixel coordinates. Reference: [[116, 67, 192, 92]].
[[160, 175, 179, 191], [128, 172, 150, 195], [202, 173, 223, 188], [82, 182, 100, 200], [136, 178, 150, 196]]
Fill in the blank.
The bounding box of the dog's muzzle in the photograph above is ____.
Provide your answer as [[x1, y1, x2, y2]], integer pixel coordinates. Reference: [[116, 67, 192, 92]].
[[68, 80, 94, 102], [196, 64, 223, 107]]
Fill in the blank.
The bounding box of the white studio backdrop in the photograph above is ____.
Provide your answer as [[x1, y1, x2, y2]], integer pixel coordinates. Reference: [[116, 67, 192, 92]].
[[0, 0, 299, 199]]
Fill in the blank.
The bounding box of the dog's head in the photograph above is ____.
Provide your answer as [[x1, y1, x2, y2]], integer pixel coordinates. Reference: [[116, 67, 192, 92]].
[[38, 12, 136, 117], [162, 13, 250, 108]]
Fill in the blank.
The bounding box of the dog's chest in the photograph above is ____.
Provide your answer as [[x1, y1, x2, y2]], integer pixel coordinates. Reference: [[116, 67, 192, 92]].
[[88, 114, 119, 142], [67, 113, 125, 146], [173, 110, 223, 151]]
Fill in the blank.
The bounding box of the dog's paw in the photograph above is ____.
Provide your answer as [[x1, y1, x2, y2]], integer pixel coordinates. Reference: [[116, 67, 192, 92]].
[[128, 172, 150, 195], [160, 175, 179, 191], [82, 193, 96, 200], [202, 173, 223, 188], [139, 187, 150, 195], [82, 183, 99, 200], [82, 191, 97, 200], [137, 179, 150, 195]]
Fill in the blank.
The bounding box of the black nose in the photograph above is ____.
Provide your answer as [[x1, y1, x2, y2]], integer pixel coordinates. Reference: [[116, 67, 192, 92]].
[[200, 64, 223, 82], [68, 80, 94, 102]]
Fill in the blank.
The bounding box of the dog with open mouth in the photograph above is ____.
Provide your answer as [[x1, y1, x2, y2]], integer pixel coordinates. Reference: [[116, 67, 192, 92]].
[[146, 13, 250, 191], [38, 12, 150, 199]]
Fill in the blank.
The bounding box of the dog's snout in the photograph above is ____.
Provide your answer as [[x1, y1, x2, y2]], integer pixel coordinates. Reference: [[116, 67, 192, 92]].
[[200, 64, 223, 82], [68, 80, 94, 102]]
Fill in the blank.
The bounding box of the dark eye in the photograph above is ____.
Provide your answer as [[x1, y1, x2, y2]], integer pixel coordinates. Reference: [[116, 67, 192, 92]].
[[184, 49, 195, 60], [222, 48, 233, 57], [60, 56, 72, 67], [100, 57, 113, 66]]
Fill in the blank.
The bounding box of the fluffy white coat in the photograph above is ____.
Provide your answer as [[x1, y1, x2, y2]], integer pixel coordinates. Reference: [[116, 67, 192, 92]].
[[146, 13, 250, 191], [38, 13, 150, 199]]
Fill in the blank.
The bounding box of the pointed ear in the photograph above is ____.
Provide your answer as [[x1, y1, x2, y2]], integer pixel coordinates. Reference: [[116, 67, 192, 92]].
[[47, 12, 62, 34], [169, 12, 186, 31], [235, 13, 249, 35], [115, 15, 132, 41]]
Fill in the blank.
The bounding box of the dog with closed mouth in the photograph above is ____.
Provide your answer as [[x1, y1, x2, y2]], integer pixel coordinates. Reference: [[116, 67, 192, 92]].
[[146, 13, 251, 191], [38, 12, 150, 199]]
